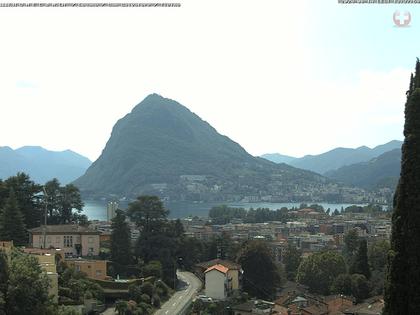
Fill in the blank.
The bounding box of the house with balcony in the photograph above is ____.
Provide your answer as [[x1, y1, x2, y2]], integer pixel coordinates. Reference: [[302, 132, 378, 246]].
[[28, 224, 101, 257]]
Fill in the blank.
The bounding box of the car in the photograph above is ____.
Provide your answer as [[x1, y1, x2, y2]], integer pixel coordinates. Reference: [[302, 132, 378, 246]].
[[197, 295, 213, 302]]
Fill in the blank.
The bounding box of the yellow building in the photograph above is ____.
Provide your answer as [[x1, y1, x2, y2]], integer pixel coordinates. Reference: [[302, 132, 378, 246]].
[[67, 258, 108, 280], [29, 253, 59, 302], [0, 240, 13, 261]]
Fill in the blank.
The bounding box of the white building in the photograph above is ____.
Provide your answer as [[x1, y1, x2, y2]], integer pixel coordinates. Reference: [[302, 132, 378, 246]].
[[204, 264, 232, 300], [107, 201, 119, 222]]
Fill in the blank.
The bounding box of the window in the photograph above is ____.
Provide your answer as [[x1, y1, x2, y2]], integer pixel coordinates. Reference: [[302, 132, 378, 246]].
[[88, 236, 93, 244], [88, 247, 94, 256], [56, 236, 60, 244], [76, 265, 81, 272], [64, 236, 73, 247], [96, 270, 102, 276]]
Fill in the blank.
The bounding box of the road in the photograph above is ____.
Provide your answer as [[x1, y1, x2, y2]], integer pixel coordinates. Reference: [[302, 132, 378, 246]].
[[155, 271, 202, 315]]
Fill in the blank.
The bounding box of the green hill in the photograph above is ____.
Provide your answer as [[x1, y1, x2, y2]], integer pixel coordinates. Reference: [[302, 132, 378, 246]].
[[325, 148, 401, 190], [287, 140, 402, 174], [74, 94, 362, 202]]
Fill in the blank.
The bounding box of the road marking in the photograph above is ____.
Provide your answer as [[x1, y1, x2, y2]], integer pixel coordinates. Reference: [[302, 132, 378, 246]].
[[179, 296, 183, 300], [165, 311, 168, 314], [172, 303, 176, 306]]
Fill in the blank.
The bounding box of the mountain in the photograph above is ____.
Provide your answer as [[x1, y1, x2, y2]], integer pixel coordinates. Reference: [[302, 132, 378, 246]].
[[0, 146, 92, 184], [260, 153, 296, 164], [74, 94, 362, 203], [286, 140, 402, 175], [325, 148, 401, 190]]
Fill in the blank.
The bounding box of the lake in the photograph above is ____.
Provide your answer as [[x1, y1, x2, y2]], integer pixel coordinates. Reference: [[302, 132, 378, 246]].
[[82, 200, 366, 221]]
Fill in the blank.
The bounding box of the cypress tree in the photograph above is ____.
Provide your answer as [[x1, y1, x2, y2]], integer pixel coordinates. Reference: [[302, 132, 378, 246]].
[[0, 189, 27, 246], [110, 209, 132, 266], [350, 239, 370, 279], [384, 58, 420, 315]]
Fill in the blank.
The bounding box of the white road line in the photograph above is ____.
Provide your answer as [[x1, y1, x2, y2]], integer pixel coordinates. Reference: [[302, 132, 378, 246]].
[[172, 303, 176, 306], [165, 311, 168, 314], [178, 296, 183, 300]]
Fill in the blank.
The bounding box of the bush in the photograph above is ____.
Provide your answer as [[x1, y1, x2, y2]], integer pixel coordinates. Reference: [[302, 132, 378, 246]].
[[152, 294, 161, 307]]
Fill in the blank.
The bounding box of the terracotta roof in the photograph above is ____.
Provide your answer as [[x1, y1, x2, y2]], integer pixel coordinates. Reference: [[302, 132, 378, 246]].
[[205, 264, 229, 274], [28, 225, 100, 234], [196, 259, 241, 270]]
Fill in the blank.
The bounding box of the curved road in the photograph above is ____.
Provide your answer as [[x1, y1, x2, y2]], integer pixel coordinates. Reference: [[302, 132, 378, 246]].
[[155, 271, 202, 315]]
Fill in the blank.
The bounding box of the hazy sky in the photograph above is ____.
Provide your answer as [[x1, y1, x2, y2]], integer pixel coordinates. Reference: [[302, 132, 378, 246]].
[[1, 0, 419, 161]]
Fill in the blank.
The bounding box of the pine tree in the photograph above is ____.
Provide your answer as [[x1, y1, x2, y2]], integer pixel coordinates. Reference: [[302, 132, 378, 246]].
[[110, 210, 132, 266], [350, 239, 370, 279], [0, 189, 27, 246], [384, 58, 420, 315]]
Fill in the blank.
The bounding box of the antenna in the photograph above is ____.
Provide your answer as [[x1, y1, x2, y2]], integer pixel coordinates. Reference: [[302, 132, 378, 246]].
[[42, 187, 48, 249]]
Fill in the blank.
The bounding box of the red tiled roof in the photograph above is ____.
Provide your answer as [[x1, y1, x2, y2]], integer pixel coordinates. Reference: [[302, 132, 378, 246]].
[[205, 264, 229, 274]]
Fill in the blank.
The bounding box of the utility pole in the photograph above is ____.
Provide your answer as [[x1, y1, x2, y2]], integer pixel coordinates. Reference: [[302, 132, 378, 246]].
[[42, 187, 48, 249]]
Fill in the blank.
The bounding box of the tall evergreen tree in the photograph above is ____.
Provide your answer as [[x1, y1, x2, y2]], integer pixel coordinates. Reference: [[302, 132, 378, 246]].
[[239, 240, 282, 299], [4, 173, 42, 229], [0, 189, 27, 246], [350, 239, 370, 279], [384, 58, 420, 315], [110, 210, 132, 266], [283, 243, 302, 280]]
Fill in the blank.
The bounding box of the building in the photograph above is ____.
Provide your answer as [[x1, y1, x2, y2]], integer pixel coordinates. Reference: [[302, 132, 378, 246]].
[[33, 253, 59, 302], [107, 201, 119, 222], [204, 264, 232, 300], [28, 224, 101, 257], [196, 259, 241, 291], [66, 258, 108, 280], [0, 242, 59, 302], [232, 300, 275, 315], [0, 240, 13, 260]]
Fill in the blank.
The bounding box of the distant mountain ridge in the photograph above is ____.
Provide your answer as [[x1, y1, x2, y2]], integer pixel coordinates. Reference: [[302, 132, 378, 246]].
[[260, 153, 296, 164], [261, 140, 402, 175], [325, 148, 401, 190], [0, 146, 91, 184], [74, 94, 365, 203]]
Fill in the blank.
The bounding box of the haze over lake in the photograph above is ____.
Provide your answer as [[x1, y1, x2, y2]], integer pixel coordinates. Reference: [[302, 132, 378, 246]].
[[83, 200, 367, 221]]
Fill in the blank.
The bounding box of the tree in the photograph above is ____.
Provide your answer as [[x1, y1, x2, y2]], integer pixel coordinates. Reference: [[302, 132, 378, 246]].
[[110, 210, 132, 266], [115, 300, 128, 315], [5, 250, 51, 315], [0, 251, 8, 315], [343, 229, 359, 265], [368, 239, 390, 272], [384, 59, 420, 315], [238, 240, 282, 299], [351, 274, 370, 302], [0, 189, 27, 246], [296, 251, 346, 295], [143, 261, 162, 279], [350, 239, 370, 279], [44, 179, 84, 224], [3, 173, 42, 229], [127, 196, 168, 233], [283, 243, 302, 280], [331, 273, 352, 296]]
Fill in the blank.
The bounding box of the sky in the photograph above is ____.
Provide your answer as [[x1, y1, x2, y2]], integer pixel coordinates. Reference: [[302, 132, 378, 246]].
[[0, 0, 420, 161]]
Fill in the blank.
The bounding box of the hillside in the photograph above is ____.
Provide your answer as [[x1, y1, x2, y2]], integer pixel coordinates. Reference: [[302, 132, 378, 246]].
[[0, 146, 92, 184], [325, 148, 401, 190], [286, 140, 402, 174], [260, 153, 296, 164], [74, 94, 363, 203]]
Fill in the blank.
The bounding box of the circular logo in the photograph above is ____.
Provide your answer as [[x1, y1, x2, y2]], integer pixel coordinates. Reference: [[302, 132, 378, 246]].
[[393, 10, 411, 27]]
